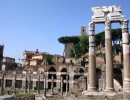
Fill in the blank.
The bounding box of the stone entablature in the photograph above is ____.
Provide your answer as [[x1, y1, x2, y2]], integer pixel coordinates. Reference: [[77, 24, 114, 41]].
[[92, 5, 125, 23]]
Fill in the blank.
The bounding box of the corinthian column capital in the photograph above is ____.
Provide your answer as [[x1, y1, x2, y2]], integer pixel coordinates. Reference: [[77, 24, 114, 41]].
[[105, 21, 111, 30], [89, 22, 95, 31], [122, 20, 129, 33]]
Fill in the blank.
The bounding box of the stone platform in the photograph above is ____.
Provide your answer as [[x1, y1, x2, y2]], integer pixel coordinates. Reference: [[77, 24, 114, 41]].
[[82, 91, 116, 96]]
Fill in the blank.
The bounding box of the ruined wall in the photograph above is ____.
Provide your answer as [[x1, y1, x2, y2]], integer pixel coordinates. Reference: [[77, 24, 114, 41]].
[[65, 43, 73, 59]]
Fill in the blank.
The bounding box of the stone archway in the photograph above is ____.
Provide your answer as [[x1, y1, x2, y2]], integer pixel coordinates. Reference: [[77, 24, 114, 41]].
[[61, 68, 67, 79], [37, 67, 44, 74], [48, 67, 56, 89], [60, 68, 68, 92]]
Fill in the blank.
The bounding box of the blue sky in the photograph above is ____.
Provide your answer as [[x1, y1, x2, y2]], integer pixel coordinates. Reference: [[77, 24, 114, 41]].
[[0, 0, 130, 62]]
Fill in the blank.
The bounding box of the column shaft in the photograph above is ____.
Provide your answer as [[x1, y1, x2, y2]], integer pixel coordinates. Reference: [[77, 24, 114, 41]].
[[46, 72, 48, 89], [28, 75, 31, 93], [88, 22, 96, 91], [56, 72, 61, 91], [12, 73, 16, 94], [33, 80, 36, 90], [1, 74, 4, 94], [22, 74, 27, 93], [66, 75, 68, 95], [51, 75, 54, 94], [44, 74, 46, 97], [105, 21, 114, 91], [122, 20, 130, 92], [37, 75, 40, 93], [61, 76, 63, 95]]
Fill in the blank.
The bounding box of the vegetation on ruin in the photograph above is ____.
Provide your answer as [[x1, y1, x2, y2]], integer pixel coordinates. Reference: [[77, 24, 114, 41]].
[[47, 54, 54, 65], [58, 36, 80, 44], [58, 28, 129, 59], [115, 63, 123, 69], [96, 52, 105, 57], [95, 28, 122, 46], [70, 34, 89, 58], [15, 92, 34, 97]]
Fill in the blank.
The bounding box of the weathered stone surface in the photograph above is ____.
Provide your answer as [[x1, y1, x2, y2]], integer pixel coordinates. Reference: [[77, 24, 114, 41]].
[[92, 5, 125, 23]]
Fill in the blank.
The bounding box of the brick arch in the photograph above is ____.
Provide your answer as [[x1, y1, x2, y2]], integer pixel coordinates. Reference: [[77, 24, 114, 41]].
[[57, 64, 67, 72], [37, 67, 44, 74], [74, 66, 86, 73], [78, 68, 84, 73], [61, 68, 67, 72], [48, 67, 56, 72], [48, 66, 57, 89]]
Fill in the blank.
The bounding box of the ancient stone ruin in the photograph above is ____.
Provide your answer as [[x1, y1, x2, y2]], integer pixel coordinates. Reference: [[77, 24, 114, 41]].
[[0, 5, 130, 100], [87, 5, 130, 92]]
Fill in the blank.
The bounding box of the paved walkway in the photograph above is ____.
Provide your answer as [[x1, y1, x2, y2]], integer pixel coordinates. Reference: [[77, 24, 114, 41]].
[[35, 94, 47, 100], [0, 95, 15, 100], [35, 96, 43, 100]]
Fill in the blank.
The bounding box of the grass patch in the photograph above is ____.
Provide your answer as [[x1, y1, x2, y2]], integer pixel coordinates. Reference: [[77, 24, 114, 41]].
[[0, 93, 3, 96], [15, 92, 34, 97]]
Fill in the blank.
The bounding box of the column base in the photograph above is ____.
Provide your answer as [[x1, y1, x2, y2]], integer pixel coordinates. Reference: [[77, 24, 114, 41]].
[[87, 87, 97, 92], [105, 88, 114, 92]]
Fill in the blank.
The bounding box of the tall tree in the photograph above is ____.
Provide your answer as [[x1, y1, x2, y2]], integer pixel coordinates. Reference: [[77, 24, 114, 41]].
[[58, 28, 125, 59], [70, 34, 89, 58]]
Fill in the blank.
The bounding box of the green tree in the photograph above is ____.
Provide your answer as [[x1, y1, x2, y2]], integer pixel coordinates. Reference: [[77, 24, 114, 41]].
[[95, 28, 122, 46], [79, 34, 89, 54], [58, 36, 80, 44], [95, 31, 105, 46], [70, 34, 89, 58], [58, 28, 126, 59], [47, 55, 54, 65], [111, 28, 122, 45]]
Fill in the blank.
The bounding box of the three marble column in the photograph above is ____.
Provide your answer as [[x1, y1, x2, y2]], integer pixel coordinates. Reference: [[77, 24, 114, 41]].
[[88, 20, 130, 92]]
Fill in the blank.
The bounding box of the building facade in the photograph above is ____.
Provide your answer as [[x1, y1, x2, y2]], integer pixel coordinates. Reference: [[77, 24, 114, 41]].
[[1, 57, 15, 71]]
